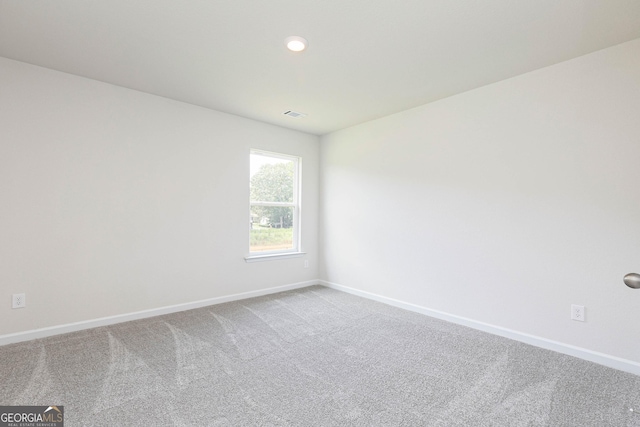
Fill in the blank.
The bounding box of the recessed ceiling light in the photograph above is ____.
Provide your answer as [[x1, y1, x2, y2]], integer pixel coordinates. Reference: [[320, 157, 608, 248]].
[[284, 36, 308, 52]]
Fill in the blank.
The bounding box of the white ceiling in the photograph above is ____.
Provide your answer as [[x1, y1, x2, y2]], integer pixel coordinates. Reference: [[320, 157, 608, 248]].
[[1, 1, 640, 135]]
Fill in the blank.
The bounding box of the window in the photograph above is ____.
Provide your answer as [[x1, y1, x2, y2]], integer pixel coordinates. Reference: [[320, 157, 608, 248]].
[[248, 150, 301, 257]]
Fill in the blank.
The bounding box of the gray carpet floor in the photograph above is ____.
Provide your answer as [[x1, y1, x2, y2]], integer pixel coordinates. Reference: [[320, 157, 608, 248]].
[[1, 285, 639, 426]]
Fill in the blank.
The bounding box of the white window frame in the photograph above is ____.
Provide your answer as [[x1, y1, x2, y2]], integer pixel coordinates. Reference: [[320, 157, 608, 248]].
[[245, 149, 304, 262]]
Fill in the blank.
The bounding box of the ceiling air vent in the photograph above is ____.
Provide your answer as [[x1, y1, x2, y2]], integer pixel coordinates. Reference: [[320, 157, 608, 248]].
[[283, 110, 307, 118]]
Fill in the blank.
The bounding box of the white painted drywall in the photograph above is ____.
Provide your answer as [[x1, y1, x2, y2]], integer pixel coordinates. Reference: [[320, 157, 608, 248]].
[[0, 57, 319, 336], [319, 39, 640, 363]]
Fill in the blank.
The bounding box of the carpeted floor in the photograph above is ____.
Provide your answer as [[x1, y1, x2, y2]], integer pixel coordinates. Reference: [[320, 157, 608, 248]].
[[1, 285, 639, 426]]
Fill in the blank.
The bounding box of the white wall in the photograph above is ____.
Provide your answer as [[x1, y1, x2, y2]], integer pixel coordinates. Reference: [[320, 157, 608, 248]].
[[320, 39, 640, 363], [0, 57, 319, 336]]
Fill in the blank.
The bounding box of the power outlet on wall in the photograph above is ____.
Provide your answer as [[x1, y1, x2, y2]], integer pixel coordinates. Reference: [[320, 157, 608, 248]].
[[304, 260, 309, 269], [12, 293, 26, 309], [571, 304, 585, 322]]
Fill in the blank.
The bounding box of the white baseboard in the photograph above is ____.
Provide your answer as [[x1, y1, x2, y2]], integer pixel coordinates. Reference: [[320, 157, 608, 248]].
[[5, 278, 639, 377], [319, 280, 640, 377], [0, 280, 318, 347]]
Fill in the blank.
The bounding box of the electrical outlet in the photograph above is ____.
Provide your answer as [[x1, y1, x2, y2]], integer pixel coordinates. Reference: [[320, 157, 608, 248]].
[[304, 260, 309, 269], [571, 304, 585, 321], [12, 293, 26, 309]]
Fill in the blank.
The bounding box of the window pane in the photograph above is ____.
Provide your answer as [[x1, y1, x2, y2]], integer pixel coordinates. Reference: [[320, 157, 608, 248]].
[[250, 154, 294, 203], [250, 206, 294, 252]]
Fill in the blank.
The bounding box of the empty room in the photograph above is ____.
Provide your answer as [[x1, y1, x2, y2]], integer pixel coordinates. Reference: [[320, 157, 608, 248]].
[[1, 1, 640, 425]]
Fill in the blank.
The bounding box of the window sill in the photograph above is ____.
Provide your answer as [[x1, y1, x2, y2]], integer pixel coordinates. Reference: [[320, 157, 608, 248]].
[[244, 252, 306, 263]]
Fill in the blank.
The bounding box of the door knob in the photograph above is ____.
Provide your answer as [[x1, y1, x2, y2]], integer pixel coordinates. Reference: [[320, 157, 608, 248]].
[[624, 273, 640, 289]]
